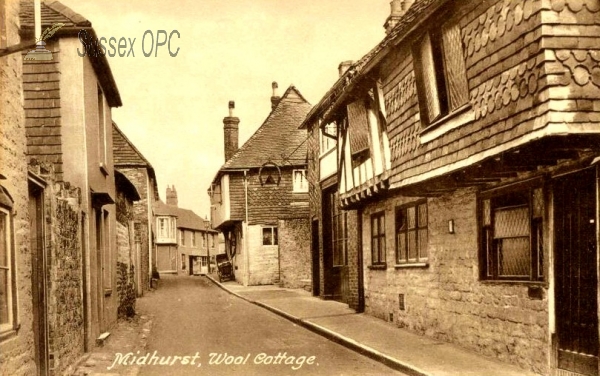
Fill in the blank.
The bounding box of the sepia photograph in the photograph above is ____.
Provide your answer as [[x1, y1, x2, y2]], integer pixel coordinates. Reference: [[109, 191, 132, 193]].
[[1, 0, 599, 375]]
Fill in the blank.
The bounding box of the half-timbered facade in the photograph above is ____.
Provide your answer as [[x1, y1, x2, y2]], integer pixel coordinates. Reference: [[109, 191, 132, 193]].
[[303, 0, 600, 375]]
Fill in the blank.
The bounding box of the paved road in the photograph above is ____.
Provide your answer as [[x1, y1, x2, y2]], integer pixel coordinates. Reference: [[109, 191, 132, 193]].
[[127, 275, 403, 376]]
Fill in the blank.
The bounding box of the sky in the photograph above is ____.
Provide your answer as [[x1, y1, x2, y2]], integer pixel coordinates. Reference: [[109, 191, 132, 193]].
[[59, 0, 390, 218]]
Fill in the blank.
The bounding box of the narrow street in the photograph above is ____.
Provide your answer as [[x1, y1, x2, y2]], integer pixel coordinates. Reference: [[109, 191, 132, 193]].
[[129, 275, 403, 376]]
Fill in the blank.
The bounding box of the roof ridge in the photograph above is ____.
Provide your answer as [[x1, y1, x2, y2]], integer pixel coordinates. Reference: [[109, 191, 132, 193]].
[[219, 84, 310, 170], [43, 0, 91, 27], [112, 121, 154, 168]]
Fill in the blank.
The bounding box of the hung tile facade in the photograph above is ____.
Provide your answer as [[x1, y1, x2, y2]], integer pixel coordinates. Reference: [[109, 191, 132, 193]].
[[304, 1, 600, 375], [209, 84, 311, 287]]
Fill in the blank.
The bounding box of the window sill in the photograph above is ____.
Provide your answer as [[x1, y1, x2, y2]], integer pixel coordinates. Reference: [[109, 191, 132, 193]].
[[479, 279, 547, 287], [0, 326, 19, 342], [368, 264, 387, 270], [420, 104, 474, 144], [99, 162, 109, 176], [394, 262, 429, 269]]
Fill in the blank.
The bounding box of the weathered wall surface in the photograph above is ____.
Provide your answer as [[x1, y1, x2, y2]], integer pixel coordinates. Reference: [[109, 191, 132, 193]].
[[0, 1, 37, 374], [46, 182, 85, 375], [362, 188, 548, 374], [278, 218, 311, 290]]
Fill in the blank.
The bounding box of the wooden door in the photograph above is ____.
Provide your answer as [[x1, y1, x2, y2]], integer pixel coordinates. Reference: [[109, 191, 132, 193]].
[[29, 184, 48, 375], [554, 168, 598, 376]]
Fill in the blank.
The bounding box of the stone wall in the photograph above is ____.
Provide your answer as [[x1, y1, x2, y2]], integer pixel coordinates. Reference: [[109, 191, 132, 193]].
[[0, 1, 37, 374], [361, 187, 549, 374], [115, 190, 136, 318], [43, 179, 85, 375], [119, 168, 151, 293], [278, 217, 310, 290], [247, 224, 279, 285]]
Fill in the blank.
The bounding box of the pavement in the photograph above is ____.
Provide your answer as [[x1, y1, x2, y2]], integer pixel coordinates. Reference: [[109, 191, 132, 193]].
[[206, 273, 541, 376], [69, 314, 153, 376]]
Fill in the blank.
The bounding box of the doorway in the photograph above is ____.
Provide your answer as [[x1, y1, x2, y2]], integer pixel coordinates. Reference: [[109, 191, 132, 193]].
[[554, 168, 598, 376], [29, 182, 48, 375]]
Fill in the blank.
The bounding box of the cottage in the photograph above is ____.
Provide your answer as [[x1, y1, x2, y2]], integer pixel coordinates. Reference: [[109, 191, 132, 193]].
[[20, 0, 123, 368], [113, 122, 159, 295], [303, 1, 600, 375], [209, 83, 312, 288]]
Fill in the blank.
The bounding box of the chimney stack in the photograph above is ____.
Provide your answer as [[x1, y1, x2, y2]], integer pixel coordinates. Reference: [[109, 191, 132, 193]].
[[338, 61, 354, 77], [384, 0, 411, 34], [223, 100, 240, 162], [166, 185, 178, 206], [271, 81, 280, 110]]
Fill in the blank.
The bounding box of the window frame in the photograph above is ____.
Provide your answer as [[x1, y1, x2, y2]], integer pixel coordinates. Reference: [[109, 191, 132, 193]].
[[262, 226, 278, 246], [395, 200, 428, 265], [412, 14, 469, 129], [191, 231, 196, 247], [320, 121, 337, 155], [370, 211, 386, 266], [0, 205, 15, 334], [179, 229, 185, 246], [479, 179, 545, 282], [293, 169, 308, 192]]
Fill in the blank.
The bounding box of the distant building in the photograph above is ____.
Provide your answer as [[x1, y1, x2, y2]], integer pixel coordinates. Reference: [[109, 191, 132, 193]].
[[209, 83, 312, 288], [154, 186, 217, 275], [113, 122, 159, 295]]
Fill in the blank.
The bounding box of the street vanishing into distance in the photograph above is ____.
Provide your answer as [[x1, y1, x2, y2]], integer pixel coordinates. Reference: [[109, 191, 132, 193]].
[[130, 275, 404, 376]]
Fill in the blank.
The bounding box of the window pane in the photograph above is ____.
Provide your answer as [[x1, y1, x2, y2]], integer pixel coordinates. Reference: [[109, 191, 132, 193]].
[[372, 239, 378, 263], [494, 207, 529, 238], [0, 268, 8, 325], [407, 207, 416, 229], [262, 228, 272, 245], [418, 33, 441, 122], [408, 230, 417, 260], [498, 237, 530, 276], [397, 234, 406, 262], [418, 203, 427, 228], [372, 216, 378, 236], [441, 22, 469, 109], [0, 212, 6, 267], [418, 228, 428, 259], [379, 236, 386, 263]]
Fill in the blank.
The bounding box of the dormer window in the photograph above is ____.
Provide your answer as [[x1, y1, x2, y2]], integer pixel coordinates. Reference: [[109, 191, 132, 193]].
[[413, 19, 468, 127]]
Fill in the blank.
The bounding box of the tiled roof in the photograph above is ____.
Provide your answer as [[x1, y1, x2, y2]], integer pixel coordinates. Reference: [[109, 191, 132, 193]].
[[20, 0, 91, 28], [220, 86, 311, 170], [113, 122, 153, 167], [301, 0, 446, 127], [153, 201, 217, 232], [20, 1, 122, 107]]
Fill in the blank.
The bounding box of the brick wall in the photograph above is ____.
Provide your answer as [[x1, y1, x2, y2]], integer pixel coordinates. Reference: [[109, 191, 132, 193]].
[[0, 1, 37, 374], [278, 217, 310, 289], [361, 187, 548, 374]]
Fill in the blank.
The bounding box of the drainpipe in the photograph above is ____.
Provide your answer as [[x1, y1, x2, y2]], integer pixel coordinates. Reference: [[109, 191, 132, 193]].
[[244, 170, 250, 286]]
